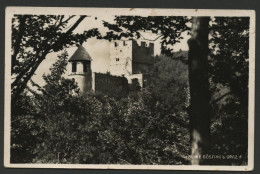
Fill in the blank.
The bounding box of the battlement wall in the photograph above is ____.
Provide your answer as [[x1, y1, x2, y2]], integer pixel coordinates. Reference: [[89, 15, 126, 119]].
[[132, 40, 154, 74], [132, 40, 154, 62]]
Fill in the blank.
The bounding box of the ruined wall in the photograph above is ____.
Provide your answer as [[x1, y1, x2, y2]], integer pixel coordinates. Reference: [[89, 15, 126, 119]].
[[110, 40, 133, 76], [132, 41, 154, 74], [94, 73, 129, 97], [125, 74, 143, 88]]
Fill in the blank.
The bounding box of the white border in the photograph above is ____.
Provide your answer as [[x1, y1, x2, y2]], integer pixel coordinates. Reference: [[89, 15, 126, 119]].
[[4, 7, 256, 171]]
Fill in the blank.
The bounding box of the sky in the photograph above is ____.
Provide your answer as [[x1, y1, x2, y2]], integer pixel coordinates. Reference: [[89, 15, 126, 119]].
[[31, 15, 190, 86]]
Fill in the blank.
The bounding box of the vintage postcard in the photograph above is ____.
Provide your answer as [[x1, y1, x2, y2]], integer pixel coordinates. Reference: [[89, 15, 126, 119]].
[[4, 7, 255, 170]]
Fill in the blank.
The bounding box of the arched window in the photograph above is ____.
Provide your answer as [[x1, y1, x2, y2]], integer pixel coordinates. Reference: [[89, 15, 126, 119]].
[[72, 62, 77, 72]]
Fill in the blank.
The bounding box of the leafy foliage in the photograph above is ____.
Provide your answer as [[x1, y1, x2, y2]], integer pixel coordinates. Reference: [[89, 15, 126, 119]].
[[11, 92, 41, 163], [150, 54, 189, 112], [209, 17, 249, 98], [11, 50, 79, 163]]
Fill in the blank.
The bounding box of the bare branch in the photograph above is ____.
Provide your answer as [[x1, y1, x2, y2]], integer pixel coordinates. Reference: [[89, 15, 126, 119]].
[[62, 15, 76, 24], [49, 15, 87, 50]]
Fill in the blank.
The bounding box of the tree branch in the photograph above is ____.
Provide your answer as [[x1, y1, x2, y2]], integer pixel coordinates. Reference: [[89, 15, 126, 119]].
[[62, 15, 75, 25], [12, 52, 48, 101], [66, 15, 87, 33], [11, 50, 40, 89], [12, 16, 26, 74], [48, 15, 87, 51]]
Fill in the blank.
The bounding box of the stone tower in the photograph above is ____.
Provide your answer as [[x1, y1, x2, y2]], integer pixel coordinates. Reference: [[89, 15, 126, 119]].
[[110, 40, 133, 76], [109, 40, 154, 87], [68, 45, 92, 93]]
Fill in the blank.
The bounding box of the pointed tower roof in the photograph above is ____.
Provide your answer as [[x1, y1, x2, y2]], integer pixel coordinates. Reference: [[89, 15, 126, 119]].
[[68, 45, 92, 61]]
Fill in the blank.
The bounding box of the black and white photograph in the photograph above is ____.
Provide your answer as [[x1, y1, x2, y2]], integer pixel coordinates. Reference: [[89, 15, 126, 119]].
[[4, 7, 255, 170]]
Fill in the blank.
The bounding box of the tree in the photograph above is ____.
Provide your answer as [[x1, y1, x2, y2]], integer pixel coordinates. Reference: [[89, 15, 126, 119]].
[[11, 15, 100, 100], [187, 17, 211, 165], [41, 51, 79, 97], [28, 50, 80, 116], [207, 17, 250, 165], [209, 17, 249, 103], [149, 54, 189, 112], [11, 50, 79, 163], [185, 17, 250, 165], [11, 91, 39, 163]]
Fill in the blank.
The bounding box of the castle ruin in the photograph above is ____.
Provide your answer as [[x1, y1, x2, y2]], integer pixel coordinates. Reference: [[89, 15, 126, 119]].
[[67, 39, 155, 95]]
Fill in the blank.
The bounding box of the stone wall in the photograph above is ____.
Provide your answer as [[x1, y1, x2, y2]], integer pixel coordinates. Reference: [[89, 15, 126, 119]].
[[125, 73, 143, 87], [94, 73, 129, 97]]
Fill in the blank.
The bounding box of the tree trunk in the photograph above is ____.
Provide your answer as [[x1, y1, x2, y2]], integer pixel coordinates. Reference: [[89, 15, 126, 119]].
[[187, 17, 211, 165]]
